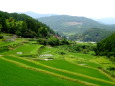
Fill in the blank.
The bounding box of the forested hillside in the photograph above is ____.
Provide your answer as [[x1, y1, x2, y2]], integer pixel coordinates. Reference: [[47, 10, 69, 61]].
[[0, 11, 55, 38], [39, 15, 103, 34], [70, 28, 114, 42], [38, 15, 115, 41], [95, 33, 115, 58]]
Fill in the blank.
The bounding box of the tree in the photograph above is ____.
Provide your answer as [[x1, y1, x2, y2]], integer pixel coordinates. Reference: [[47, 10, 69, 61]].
[[48, 37, 60, 46], [6, 17, 16, 34], [37, 27, 48, 38], [0, 17, 7, 33], [37, 38, 47, 45], [0, 24, 2, 33], [61, 39, 69, 45]]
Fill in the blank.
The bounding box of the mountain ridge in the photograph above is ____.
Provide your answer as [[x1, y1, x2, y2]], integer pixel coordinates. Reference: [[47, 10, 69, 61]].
[[20, 11, 115, 25]]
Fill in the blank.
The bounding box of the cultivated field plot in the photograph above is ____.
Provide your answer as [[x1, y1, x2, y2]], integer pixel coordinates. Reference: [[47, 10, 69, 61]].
[[0, 39, 115, 86], [0, 58, 82, 86], [2, 43, 42, 55]]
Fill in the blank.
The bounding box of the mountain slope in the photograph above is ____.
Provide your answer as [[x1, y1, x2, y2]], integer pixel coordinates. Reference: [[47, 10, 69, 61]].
[[39, 15, 101, 35], [38, 15, 115, 38], [70, 28, 114, 42]]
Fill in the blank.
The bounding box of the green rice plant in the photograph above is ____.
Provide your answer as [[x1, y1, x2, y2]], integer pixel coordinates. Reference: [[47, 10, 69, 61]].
[[0, 57, 93, 86], [39, 59, 113, 81], [0, 38, 26, 47], [2, 56, 115, 86], [2, 44, 42, 55]]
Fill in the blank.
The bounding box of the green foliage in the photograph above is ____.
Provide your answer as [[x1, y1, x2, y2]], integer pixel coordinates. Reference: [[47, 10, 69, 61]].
[[0, 24, 2, 33], [37, 37, 69, 46], [0, 46, 9, 52], [37, 27, 49, 37], [0, 42, 23, 53], [0, 35, 3, 39], [58, 43, 96, 54], [48, 37, 60, 46], [95, 33, 115, 58], [0, 11, 55, 38], [37, 38, 47, 45], [57, 51, 66, 55], [61, 39, 69, 45]]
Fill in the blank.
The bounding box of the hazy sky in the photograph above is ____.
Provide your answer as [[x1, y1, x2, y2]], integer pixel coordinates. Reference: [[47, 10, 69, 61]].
[[0, 0, 115, 19]]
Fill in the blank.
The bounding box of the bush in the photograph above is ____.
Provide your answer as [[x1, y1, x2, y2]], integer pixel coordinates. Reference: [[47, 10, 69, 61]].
[[61, 39, 69, 45], [37, 38, 47, 45], [0, 46, 9, 52], [48, 37, 60, 46], [37, 37, 69, 46], [0, 35, 3, 39], [107, 52, 115, 58], [57, 51, 66, 55], [110, 56, 115, 61]]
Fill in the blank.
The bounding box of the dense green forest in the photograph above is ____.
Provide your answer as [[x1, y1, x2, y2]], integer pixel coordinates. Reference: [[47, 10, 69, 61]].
[[0, 11, 55, 38], [95, 33, 115, 58]]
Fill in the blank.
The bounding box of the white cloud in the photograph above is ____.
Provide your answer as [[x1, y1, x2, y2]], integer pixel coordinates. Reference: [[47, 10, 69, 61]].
[[0, 0, 115, 18]]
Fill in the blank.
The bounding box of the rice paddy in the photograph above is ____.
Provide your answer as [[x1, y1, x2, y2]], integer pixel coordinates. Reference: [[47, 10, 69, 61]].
[[0, 38, 115, 86]]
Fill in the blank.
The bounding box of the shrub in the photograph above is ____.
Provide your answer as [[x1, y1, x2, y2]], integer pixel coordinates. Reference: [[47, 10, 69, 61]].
[[48, 37, 60, 46], [0, 35, 3, 39], [61, 39, 69, 45], [110, 56, 115, 62], [37, 38, 47, 45], [0, 46, 9, 52], [57, 51, 66, 55]]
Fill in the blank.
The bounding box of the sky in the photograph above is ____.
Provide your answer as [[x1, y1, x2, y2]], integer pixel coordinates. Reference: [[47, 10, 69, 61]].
[[0, 0, 115, 19]]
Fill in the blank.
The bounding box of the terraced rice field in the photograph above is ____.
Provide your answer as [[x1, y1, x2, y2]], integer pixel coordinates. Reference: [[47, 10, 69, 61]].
[[0, 40, 115, 86], [0, 57, 82, 86]]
